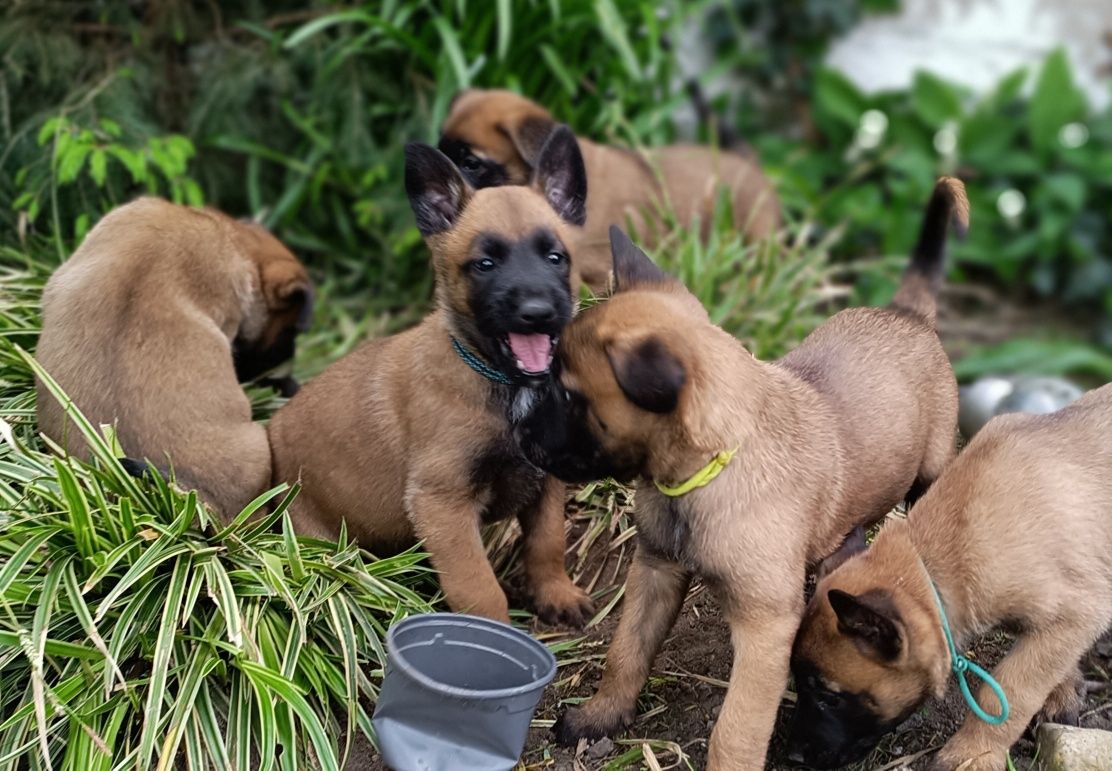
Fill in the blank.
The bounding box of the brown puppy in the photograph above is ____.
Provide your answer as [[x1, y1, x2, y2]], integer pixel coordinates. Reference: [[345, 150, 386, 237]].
[[439, 88, 780, 292], [788, 383, 1112, 771], [268, 127, 595, 626], [36, 196, 312, 518], [513, 179, 968, 769]]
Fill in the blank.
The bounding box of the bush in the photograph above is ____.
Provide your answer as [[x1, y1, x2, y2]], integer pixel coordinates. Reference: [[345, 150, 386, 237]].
[[2, 1, 693, 311], [0, 256, 441, 769]]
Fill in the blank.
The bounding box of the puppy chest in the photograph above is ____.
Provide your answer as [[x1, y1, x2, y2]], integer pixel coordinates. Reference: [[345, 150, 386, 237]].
[[470, 442, 546, 522], [637, 496, 696, 566]]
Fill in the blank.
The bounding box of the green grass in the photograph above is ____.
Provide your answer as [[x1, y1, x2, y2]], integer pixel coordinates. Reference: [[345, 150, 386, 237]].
[[0, 355, 439, 770]]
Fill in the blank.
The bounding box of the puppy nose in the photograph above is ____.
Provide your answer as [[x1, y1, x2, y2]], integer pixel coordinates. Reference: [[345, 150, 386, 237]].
[[518, 298, 556, 325]]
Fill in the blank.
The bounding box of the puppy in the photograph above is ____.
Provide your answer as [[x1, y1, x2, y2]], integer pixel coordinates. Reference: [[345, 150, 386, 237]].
[[788, 383, 1112, 771], [35, 197, 312, 518], [439, 88, 780, 292], [513, 178, 968, 769], [267, 127, 595, 626]]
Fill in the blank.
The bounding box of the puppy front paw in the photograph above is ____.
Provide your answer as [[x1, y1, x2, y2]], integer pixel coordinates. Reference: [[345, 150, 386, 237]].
[[928, 748, 1007, 771], [553, 703, 634, 746], [531, 577, 594, 629]]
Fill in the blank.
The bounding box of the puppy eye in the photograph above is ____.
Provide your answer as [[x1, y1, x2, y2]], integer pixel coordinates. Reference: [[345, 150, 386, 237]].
[[473, 257, 496, 273], [461, 155, 481, 172], [546, 251, 565, 266]]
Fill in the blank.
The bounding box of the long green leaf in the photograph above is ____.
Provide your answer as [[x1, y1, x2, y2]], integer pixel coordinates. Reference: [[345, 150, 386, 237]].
[[136, 555, 191, 771]]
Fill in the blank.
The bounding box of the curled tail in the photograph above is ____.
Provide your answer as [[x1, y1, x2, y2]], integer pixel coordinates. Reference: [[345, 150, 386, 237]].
[[890, 176, 969, 327]]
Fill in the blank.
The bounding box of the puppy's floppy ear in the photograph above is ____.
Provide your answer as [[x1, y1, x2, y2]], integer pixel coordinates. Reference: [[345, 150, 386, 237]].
[[609, 226, 670, 292], [280, 281, 314, 332], [606, 335, 686, 414], [505, 114, 558, 168], [828, 589, 905, 662], [405, 143, 472, 236], [815, 526, 868, 582], [531, 125, 587, 226]]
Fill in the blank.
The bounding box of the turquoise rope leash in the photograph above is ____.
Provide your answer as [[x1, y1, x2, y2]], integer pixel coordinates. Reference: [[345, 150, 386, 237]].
[[451, 337, 514, 386], [927, 576, 1010, 725]]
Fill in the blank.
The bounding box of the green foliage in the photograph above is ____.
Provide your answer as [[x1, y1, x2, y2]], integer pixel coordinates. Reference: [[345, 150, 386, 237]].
[[14, 116, 203, 248], [753, 49, 1112, 345], [637, 194, 843, 360], [1, 1, 691, 308], [702, 0, 899, 140], [0, 313, 438, 768]]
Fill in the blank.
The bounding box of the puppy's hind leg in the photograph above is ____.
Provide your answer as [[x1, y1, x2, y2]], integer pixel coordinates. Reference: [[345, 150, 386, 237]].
[[518, 476, 593, 629], [554, 550, 690, 744], [1035, 665, 1084, 728]]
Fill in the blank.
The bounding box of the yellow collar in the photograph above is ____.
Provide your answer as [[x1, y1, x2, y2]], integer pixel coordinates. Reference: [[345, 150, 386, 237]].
[[653, 448, 738, 497]]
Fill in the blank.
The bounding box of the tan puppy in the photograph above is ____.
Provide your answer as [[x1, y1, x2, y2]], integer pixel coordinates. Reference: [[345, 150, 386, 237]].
[[788, 382, 1112, 771], [35, 197, 312, 519], [268, 127, 595, 626], [514, 179, 968, 769], [439, 88, 780, 292]]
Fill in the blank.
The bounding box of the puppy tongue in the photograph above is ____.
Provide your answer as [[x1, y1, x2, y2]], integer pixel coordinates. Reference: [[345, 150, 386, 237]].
[[507, 333, 552, 373]]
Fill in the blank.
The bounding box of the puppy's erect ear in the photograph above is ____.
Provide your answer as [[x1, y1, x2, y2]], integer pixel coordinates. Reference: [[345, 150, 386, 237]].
[[405, 143, 472, 236], [609, 226, 671, 292], [505, 114, 558, 168], [606, 335, 686, 414], [531, 125, 587, 226], [828, 589, 905, 662]]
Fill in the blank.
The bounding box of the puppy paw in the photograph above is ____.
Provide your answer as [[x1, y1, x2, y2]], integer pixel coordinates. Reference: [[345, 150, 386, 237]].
[[1035, 672, 1083, 728], [928, 749, 1006, 771], [530, 577, 594, 629], [553, 704, 634, 746]]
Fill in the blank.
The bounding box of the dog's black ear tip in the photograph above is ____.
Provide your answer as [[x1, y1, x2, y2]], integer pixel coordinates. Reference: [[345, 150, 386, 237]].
[[608, 224, 629, 249]]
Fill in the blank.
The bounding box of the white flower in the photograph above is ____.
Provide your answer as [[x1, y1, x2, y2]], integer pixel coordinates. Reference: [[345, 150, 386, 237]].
[[934, 121, 959, 156], [997, 189, 1026, 220], [1058, 122, 1089, 149]]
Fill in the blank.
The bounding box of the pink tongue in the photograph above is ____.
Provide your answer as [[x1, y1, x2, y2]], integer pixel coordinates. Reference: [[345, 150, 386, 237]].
[[507, 333, 552, 373]]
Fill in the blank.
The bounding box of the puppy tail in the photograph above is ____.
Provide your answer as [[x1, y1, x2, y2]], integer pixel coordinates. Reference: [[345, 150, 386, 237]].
[[889, 177, 969, 327], [685, 80, 749, 154]]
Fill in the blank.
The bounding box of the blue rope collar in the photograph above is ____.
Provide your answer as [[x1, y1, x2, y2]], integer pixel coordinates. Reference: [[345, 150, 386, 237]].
[[451, 337, 513, 386], [925, 567, 1010, 725]]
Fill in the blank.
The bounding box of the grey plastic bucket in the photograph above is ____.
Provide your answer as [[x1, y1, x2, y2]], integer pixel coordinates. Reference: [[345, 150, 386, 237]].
[[371, 613, 557, 771]]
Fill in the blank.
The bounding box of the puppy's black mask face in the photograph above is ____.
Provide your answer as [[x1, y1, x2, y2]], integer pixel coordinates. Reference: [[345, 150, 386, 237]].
[[514, 364, 645, 483], [232, 330, 296, 384], [785, 658, 911, 769], [463, 228, 574, 385], [232, 284, 314, 396], [438, 136, 511, 189]]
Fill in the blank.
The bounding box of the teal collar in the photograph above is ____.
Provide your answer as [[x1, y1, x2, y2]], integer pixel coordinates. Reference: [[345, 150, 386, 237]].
[[925, 566, 1010, 725], [451, 337, 513, 386]]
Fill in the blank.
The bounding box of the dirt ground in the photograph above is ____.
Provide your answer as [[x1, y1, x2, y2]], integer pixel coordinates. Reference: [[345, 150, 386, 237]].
[[356, 515, 1112, 771], [520, 589, 1112, 771]]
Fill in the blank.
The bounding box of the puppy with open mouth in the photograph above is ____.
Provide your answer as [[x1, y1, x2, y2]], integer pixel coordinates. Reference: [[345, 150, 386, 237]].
[[267, 126, 595, 626], [787, 382, 1112, 771], [514, 179, 968, 768]]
